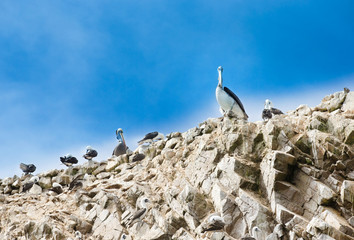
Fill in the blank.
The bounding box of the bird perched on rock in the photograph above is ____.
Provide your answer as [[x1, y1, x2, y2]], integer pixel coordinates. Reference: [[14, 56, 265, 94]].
[[138, 131, 164, 145], [83, 146, 98, 160], [128, 197, 151, 227], [74, 231, 82, 240], [20, 163, 36, 175], [60, 154, 78, 167], [262, 99, 283, 121], [69, 174, 84, 190], [215, 66, 248, 119], [21, 176, 39, 192], [201, 215, 226, 233], [49, 182, 63, 194], [113, 128, 129, 157]]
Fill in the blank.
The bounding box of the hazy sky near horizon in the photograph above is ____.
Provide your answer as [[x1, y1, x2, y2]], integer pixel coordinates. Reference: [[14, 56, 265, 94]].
[[0, 0, 353, 178]]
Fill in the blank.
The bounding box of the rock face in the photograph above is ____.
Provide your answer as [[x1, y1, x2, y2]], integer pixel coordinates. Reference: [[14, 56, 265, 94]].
[[0, 90, 353, 240]]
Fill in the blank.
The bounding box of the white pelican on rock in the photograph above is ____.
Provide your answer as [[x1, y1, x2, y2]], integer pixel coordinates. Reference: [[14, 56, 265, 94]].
[[216, 66, 248, 120]]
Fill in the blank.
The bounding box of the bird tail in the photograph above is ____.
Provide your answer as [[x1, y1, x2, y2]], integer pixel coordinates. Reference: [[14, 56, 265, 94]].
[[20, 163, 27, 171]]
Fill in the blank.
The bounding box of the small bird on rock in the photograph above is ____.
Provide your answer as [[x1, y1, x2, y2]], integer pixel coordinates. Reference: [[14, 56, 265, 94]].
[[20, 163, 36, 175], [60, 154, 78, 167], [83, 146, 98, 160]]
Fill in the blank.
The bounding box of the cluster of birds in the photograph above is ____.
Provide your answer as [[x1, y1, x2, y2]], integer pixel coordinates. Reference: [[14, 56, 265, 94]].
[[16, 66, 285, 237], [216, 66, 283, 121], [19, 129, 164, 175]]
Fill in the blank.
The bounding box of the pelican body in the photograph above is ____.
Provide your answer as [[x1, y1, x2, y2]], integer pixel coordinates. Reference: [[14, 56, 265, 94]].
[[216, 66, 248, 120]]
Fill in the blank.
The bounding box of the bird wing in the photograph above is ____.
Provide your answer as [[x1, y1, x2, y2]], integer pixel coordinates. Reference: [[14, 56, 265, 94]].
[[132, 153, 145, 162], [22, 182, 34, 192], [84, 149, 98, 159], [271, 107, 283, 115], [129, 208, 147, 225], [28, 164, 36, 172], [223, 87, 248, 117], [138, 132, 158, 143], [69, 157, 78, 164], [69, 174, 84, 190], [262, 109, 272, 120], [20, 163, 28, 172]]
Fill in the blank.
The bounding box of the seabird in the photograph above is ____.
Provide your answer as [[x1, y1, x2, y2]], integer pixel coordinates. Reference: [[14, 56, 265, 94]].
[[262, 99, 283, 121], [49, 182, 63, 194], [120, 234, 127, 240], [251, 226, 263, 240], [215, 66, 248, 119], [128, 197, 151, 227], [69, 174, 84, 190], [60, 154, 78, 167], [132, 153, 145, 162], [113, 128, 129, 157], [138, 132, 164, 145], [75, 231, 82, 240], [83, 146, 98, 160], [22, 176, 39, 192], [20, 163, 36, 175], [201, 215, 226, 233]]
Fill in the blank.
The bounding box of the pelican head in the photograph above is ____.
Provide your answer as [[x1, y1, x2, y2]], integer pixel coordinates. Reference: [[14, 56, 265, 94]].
[[217, 66, 223, 87], [264, 99, 273, 110]]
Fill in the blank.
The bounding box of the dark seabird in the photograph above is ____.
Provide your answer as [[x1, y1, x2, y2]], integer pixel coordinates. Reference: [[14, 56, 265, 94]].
[[132, 153, 145, 162], [83, 146, 98, 160], [138, 132, 164, 145], [113, 128, 129, 157], [60, 154, 78, 167], [49, 182, 63, 194], [201, 215, 226, 233], [20, 163, 36, 175], [69, 174, 84, 190], [128, 197, 151, 227], [215, 66, 248, 119], [344, 87, 350, 93], [262, 99, 283, 121], [22, 176, 39, 192]]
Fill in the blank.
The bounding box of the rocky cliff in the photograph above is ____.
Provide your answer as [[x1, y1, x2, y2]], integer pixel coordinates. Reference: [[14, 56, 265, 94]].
[[0, 90, 353, 240]]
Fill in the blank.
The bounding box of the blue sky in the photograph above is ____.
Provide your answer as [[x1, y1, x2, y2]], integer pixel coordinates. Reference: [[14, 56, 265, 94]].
[[1, 0, 353, 178]]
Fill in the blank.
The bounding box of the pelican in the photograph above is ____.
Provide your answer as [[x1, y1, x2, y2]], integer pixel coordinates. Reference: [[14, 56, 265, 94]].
[[60, 154, 78, 167], [83, 146, 98, 160], [128, 197, 151, 227], [201, 215, 226, 233], [216, 66, 248, 119], [113, 128, 128, 157], [20, 163, 36, 175], [262, 99, 283, 121], [138, 132, 164, 145]]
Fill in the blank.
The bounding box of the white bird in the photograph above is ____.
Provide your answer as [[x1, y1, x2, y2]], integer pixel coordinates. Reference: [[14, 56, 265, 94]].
[[252, 226, 263, 240], [128, 197, 151, 227], [262, 99, 283, 121], [75, 231, 82, 240], [49, 182, 63, 194], [215, 66, 248, 119], [201, 215, 226, 233]]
